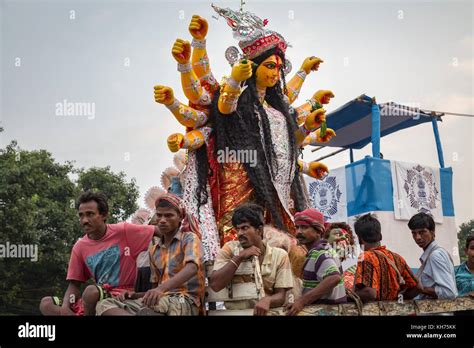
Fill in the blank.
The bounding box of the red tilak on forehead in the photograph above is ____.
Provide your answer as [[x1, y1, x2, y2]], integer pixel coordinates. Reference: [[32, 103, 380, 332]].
[[274, 56, 283, 69], [263, 55, 283, 68]]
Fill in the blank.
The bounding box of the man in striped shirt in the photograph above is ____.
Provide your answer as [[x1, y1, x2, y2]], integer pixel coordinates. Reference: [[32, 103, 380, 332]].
[[285, 209, 346, 316]]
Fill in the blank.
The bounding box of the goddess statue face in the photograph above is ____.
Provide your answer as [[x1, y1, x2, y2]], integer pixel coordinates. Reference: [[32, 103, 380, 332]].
[[255, 54, 282, 89]]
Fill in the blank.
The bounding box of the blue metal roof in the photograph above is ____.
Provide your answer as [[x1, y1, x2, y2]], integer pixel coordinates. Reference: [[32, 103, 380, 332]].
[[312, 94, 439, 149]]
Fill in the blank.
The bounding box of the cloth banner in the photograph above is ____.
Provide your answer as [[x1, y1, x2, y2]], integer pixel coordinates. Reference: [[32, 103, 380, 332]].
[[391, 161, 443, 223], [307, 166, 347, 222]]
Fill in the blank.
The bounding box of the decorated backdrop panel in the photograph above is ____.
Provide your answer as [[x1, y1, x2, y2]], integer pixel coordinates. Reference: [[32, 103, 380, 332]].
[[306, 156, 458, 267]]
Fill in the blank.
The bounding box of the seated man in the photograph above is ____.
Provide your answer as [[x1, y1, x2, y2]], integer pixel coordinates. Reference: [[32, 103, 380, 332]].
[[95, 193, 205, 316], [354, 213, 419, 303], [408, 212, 458, 300], [209, 204, 293, 316], [285, 209, 346, 316], [455, 235, 474, 297], [39, 191, 158, 316]]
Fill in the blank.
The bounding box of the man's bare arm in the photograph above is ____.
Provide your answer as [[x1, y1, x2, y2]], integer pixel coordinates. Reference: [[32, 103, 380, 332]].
[[61, 280, 82, 315], [354, 285, 377, 303], [159, 262, 198, 292], [254, 288, 287, 316], [209, 256, 242, 292], [300, 274, 341, 305], [210, 246, 261, 291]]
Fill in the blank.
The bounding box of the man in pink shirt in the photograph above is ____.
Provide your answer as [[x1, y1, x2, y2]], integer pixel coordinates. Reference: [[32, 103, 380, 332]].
[[39, 191, 159, 316]]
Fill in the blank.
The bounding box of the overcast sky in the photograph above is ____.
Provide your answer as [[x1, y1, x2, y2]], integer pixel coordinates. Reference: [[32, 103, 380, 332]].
[[1, 0, 472, 227]]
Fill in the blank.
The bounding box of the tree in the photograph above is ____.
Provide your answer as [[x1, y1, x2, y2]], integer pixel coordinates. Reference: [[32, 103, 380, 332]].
[[0, 140, 141, 314], [0, 141, 81, 314], [458, 219, 474, 263], [77, 167, 139, 224]]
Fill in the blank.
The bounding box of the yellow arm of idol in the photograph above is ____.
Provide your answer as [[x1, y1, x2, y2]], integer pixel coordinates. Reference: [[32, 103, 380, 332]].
[[189, 15, 211, 79], [217, 60, 253, 115], [285, 57, 324, 105], [294, 108, 326, 146], [295, 89, 335, 125], [285, 72, 307, 105], [154, 85, 208, 128], [172, 39, 207, 105], [301, 128, 337, 147], [167, 127, 211, 152], [189, 16, 219, 102], [297, 159, 329, 179], [295, 102, 313, 125]]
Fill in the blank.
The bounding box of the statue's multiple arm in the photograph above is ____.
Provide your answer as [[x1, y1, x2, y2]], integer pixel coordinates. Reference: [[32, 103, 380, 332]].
[[189, 15, 218, 92], [155, 14, 338, 177], [294, 90, 335, 125], [167, 127, 211, 153], [294, 108, 326, 146], [217, 61, 252, 115], [298, 159, 329, 179], [301, 128, 337, 147], [172, 16, 218, 107], [172, 39, 208, 105], [285, 57, 323, 105], [154, 85, 207, 129], [157, 15, 221, 153]]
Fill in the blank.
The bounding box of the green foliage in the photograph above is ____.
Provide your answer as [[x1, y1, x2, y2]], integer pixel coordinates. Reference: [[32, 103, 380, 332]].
[[458, 219, 474, 263], [0, 142, 80, 314], [0, 141, 139, 314], [77, 167, 139, 224]]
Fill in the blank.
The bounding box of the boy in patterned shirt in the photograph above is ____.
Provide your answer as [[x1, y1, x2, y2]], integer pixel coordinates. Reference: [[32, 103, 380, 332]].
[[95, 194, 205, 316]]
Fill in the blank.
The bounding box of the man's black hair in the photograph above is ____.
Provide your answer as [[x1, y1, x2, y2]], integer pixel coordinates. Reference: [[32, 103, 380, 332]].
[[407, 212, 435, 232], [354, 213, 382, 244], [232, 203, 265, 229], [466, 234, 474, 249], [76, 191, 109, 216]]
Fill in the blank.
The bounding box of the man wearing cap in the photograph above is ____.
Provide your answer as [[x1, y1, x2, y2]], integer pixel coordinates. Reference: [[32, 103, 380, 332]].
[[285, 208, 346, 316]]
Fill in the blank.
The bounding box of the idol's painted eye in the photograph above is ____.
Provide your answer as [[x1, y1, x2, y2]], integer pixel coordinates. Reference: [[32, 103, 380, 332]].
[[265, 63, 276, 69]]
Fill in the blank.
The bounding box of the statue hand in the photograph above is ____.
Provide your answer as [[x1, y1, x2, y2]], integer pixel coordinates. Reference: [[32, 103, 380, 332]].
[[307, 161, 329, 179], [172, 39, 191, 64], [315, 128, 336, 143], [154, 85, 175, 105], [167, 133, 184, 152], [301, 56, 323, 74], [304, 108, 326, 131], [189, 15, 208, 40], [313, 90, 334, 105], [231, 60, 253, 82]]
